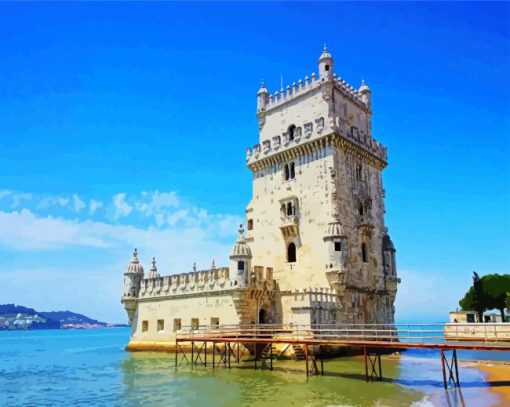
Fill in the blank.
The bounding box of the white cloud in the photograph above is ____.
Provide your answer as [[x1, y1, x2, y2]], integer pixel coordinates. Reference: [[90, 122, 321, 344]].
[[72, 194, 86, 213], [37, 196, 70, 210], [0, 189, 11, 200], [136, 190, 180, 217], [112, 193, 133, 219], [11, 193, 32, 208], [89, 199, 103, 215]]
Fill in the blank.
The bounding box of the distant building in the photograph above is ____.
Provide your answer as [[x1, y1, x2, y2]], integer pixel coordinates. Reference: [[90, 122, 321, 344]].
[[122, 46, 400, 350], [449, 310, 508, 324]]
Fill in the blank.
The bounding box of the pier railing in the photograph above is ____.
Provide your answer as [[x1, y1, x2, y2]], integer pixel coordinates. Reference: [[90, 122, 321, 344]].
[[176, 323, 510, 345]]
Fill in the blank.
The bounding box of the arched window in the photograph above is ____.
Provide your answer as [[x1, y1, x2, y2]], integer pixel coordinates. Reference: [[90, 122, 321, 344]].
[[286, 202, 293, 216], [284, 164, 290, 181], [361, 243, 368, 263], [287, 242, 297, 263], [288, 125, 296, 141], [290, 162, 295, 179], [237, 261, 244, 271]]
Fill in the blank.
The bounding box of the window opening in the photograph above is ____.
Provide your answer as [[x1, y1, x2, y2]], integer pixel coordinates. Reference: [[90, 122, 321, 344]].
[[173, 319, 182, 332], [157, 319, 164, 332], [287, 242, 297, 263], [288, 125, 296, 141], [361, 243, 368, 263], [191, 318, 199, 330]]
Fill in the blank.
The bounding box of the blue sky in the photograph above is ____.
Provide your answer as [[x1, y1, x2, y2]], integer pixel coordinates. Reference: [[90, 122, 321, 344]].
[[0, 2, 508, 323]]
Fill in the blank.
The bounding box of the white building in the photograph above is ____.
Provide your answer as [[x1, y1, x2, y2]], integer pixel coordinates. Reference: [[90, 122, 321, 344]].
[[122, 46, 400, 351]]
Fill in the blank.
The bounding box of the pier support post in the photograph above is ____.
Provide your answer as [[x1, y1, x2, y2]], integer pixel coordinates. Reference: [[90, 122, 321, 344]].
[[320, 345, 324, 376], [364, 347, 368, 382], [364, 348, 383, 382], [174, 339, 178, 368], [228, 343, 231, 369], [441, 349, 460, 388], [213, 342, 216, 368], [305, 344, 309, 377], [191, 341, 194, 368]]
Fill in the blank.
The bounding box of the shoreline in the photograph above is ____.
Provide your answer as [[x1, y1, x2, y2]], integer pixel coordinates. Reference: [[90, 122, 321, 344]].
[[463, 360, 510, 406]]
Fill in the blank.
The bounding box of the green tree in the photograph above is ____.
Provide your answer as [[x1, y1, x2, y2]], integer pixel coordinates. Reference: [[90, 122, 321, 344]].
[[459, 272, 510, 322], [459, 272, 485, 321], [482, 274, 510, 321]]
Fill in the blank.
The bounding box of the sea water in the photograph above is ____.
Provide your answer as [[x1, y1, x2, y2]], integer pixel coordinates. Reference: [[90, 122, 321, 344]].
[[0, 328, 505, 406]]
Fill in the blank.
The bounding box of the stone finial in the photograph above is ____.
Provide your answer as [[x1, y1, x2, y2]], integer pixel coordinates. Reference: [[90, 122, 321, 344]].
[[126, 247, 144, 274], [193, 262, 197, 272], [151, 257, 157, 270], [238, 223, 244, 236], [211, 259, 216, 269]]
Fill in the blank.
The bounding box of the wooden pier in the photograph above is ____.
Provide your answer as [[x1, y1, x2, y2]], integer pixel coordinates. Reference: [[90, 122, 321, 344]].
[[174, 323, 510, 389]]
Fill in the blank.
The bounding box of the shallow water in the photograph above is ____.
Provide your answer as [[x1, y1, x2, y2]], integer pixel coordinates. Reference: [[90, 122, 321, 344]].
[[0, 328, 504, 406]]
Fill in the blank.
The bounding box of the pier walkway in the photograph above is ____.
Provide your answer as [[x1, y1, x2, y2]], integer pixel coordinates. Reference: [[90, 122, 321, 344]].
[[175, 323, 510, 388]]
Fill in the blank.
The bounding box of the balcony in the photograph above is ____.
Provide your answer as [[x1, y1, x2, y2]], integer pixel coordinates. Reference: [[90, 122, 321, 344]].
[[280, 214, 299, 238]]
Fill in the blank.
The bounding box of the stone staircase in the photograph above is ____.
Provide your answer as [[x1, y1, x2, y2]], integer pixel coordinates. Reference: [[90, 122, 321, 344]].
[[261, 343, 279, 359], [292, 344, 306, 360]]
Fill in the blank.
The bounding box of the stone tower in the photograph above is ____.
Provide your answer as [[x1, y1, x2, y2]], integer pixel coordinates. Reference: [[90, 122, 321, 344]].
[[245, 46, 400, 326]]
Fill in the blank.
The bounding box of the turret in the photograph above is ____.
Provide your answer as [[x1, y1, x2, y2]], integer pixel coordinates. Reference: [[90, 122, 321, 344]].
[[147, 257, 160, 279], [323, 220, 348, 295], [382, 234, 400, 299], [257, 81, 269, 127], [358, 79, 371, 108], [229, 224, 252, 288], [318, 44, 334, 82], [121, 248, 144, 323]]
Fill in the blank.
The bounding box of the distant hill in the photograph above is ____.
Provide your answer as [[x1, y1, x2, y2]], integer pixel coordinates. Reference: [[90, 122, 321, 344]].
[[0, 304, 126, 330], [0, 304, 39, 316], [40, 311, 106, 326]]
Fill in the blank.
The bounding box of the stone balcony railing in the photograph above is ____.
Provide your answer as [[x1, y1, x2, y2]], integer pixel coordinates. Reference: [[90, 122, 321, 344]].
[[138, 267, 232, 299], [358, 213, 374, 228], [279, 214, 299, 238], [281, 214, 299, 226]]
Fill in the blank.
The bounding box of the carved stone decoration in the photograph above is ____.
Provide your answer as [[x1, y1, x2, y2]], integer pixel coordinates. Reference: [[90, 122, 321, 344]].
[[254, 144, 260, 158], [246, 147, 252, 162], [272, 135, 281, 150], [294, 127, 302, 142], [262, 140, 271, 154], [304, 122, 313, 138], [282, 132, 289, 146], [316, 117, 324, 133]]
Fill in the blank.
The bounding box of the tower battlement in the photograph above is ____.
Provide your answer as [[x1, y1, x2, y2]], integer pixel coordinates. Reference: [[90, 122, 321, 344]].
[[261, 73, 368, 114]]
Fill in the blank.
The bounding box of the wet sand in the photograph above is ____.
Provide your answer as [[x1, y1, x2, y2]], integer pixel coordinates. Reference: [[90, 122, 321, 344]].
[[470, 361, 510, 406]]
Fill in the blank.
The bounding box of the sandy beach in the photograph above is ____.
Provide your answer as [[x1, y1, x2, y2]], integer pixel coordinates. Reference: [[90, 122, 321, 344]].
[[470, 361, 510, 406]]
